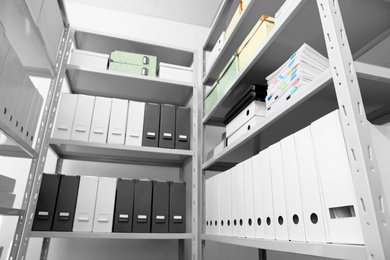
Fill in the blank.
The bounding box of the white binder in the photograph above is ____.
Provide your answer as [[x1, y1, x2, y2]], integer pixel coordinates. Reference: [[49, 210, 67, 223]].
[[93, 177, 116, 232], [311, 110, 364, 244], [25, 90, 43, 146], [126, 100, 145, 146], [243, 157, 256, 238], [214, 174, 221, 235], [225, 169, 233, 236], [14, 75, 31, 136], [252, 153, 265, 238], [73, 176, 99, 232], [259, 148, 275, 240], [219, 171, 226, 236], [280, 134, 305, 242], [294, 126, 327, 243], [52, 93, 78, 140], [89, 97, 112, 143], [71, 95, 95, 142], [205, 176, 212, 235], [107, 98, 128, 145], [236, 162, 246, 237], [269, 142, 289, 241], [231, 165, 239, 237]]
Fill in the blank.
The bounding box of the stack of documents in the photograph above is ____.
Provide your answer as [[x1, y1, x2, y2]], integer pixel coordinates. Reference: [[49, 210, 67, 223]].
[[265, 43, 329, 113]]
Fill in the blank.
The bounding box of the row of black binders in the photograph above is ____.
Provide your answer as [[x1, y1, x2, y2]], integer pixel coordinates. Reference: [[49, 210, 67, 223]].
[[32, 174, 186, 233], [52, 93, 191, 150], [204, 109, 390, 245]]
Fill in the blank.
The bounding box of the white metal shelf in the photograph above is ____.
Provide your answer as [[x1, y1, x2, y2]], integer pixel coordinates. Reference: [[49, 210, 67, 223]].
[[0, 207, 23, 216], [30, 232, 192, 240], [202, 235, 367, 260], [66, 64, 194, 106], [203, 0, 390, 123]]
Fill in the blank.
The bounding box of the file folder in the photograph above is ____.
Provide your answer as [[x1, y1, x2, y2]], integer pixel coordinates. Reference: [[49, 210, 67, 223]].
[[125, 100, 145, 146], [280, 134, 305, 241], [224, 169, 233, 236], [71, 95, 95, 142], [212, 174, 220, 235], [231, 165, 239, 237], [0, 190, 16, 208], [52, 94, 78, 140], [169, 181, 186, 233], [151, 181, 170, 233], [0, 174, 16, 193], [236, 162, 246, 237], [259, 148, 275, 240], [93, 177, 116, 232], [311, 110, 364, 244], [133, 180, 153, 233], [89, 97, 112, 143], [73, 176, 99, 232], [108, 98, 128, 144], [205, 176, 212, 234], [269, 142, 289, 241], [14, 75, 32, 137], [243, 157, 255, 238], [113, 178, 135, 233], [159, 104, 176, 149], [142, 103, 161, 147], [32, 174, 61, 231], [219, 172, 226, 236], [175, 106, 191, 150], [294, 126, 327, 243], [52, 175, 80, 231], [252, 153, 265, 238]]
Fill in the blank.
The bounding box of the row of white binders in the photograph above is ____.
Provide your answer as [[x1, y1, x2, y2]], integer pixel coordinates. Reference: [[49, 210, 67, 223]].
[[0, 26, 44, 146], [52, 93, 191, 149], [32, 174, 186, 233], [206, 109, 390, 244], [0, 174, 16, 208]]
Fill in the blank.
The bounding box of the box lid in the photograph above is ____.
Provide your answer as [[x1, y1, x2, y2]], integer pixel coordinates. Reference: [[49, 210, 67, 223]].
[[159, 62, 193, 71], [71, 49, 109, 59]]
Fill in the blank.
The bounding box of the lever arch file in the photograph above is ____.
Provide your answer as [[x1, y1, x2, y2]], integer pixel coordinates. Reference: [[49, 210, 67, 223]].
[[159, 104, 176, 149], [169, 181, 186, 233], [133, 180, 153, 233], [175, 106, 191, 150], [151, 181, 170, 233], [142, 103, 161, 147], [113, 178, 135, 233], [93, 177, 116, 232]]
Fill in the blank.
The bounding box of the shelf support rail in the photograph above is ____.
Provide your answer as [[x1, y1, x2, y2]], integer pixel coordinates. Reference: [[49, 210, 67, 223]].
[[8, 27, 73, 260], [317, 0, 390, 259]]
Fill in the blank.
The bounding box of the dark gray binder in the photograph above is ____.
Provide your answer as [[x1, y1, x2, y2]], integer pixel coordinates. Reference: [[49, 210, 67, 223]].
[[142, 103, 161, 147], [151, 181, 170, 233], [175, 106, 191, 150], [113, 178, 135, 233], [159, 104, 176, 149], [133, 180, 153, 233], [32, 174, 61, 231], [169, 181, 186, 233], [52, 175, 80, 231]]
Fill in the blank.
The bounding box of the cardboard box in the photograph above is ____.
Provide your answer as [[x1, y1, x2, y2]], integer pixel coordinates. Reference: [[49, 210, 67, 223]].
[[69, 49, 109, 70], [237, 15, 274, 70], [226, 2, 243, 40], [159, 62, 193, 83]]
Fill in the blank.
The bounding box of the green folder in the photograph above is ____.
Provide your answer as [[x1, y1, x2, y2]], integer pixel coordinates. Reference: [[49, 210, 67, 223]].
[[110, 50, 157, 68], [109, 62, 157, 77]]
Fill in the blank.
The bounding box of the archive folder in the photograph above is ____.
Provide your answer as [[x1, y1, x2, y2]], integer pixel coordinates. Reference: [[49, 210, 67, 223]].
[[89, 97, 112, 143], [93, 177, 116, 232], [294, 126, 327, 243], [151, 181, 170, 233], [212, 174, 220, 235], [52, 175, 80, 231], [175, 106, 191, 150], [231, 165, 239, 237], [14, 75, 31, 136], [113, 178, 135, 233], [236, 163, 245, 237], [159, 104, 176, 149], [280, 134, 305, 242], [243, 157, 255, 238], [169, 181, 186, 233], [252, 153, 265, 238], [311, 110, 364, 244], [133, 180, 153, 233], [108, 98, 128, 144], [219, 172, 226, 236], [71, 95, 95, 142], [52, 94, 78, 140], [142, 103, 161, 147], [32, 174, 61, 231], [125, 100, 145, 146], [73, 176, 99, 232], [25, 90, 43, 146]]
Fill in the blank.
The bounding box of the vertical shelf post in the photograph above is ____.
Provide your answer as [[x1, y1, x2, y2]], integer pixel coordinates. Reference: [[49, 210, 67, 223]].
[[317, 0, 390, 259], [39, 238, 50, 260]]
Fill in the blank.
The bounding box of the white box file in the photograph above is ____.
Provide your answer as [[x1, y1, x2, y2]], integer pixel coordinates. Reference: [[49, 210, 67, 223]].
[[52, 94, 78, 140], [227, 115, 266, 146], [159, 62, 193, 83], [125, 100, 145, 146], [73, 176, 99, 232], [243, 157, 256, 238], [260, 148, 275, 240], [69, 49, 109, 70], [231, 165, 239, 237], [107, 98, 128, 145], [205, 176, 212, 235], [93, 177, 116, 232], [226, 100, 266, 137], [252, 153, 265, 238], [71, 95, 95, 142], [89, 97, 112, 143], [224, 169, 233, 236], [236, 162, 246, 237]]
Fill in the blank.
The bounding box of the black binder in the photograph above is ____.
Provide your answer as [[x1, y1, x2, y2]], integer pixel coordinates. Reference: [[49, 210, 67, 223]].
[[169, 182, 186, 233], [32, 174, 61, 231], [133, 180, 153, 233], [52, 175, 80, 231], [151, 181, 170, 233], [113, 178, 135, 233], [175, 106, 191, 150], [159, 104, 176, 149], [142, 103, 161, 147]]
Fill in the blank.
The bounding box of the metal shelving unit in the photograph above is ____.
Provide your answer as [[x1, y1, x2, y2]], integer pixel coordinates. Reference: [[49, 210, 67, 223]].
[[30, 232, 193, 240], [201, 0, 390, 259]]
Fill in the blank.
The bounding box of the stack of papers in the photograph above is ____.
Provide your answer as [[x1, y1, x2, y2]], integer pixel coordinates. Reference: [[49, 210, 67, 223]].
[[265, 43, 329, 113]]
